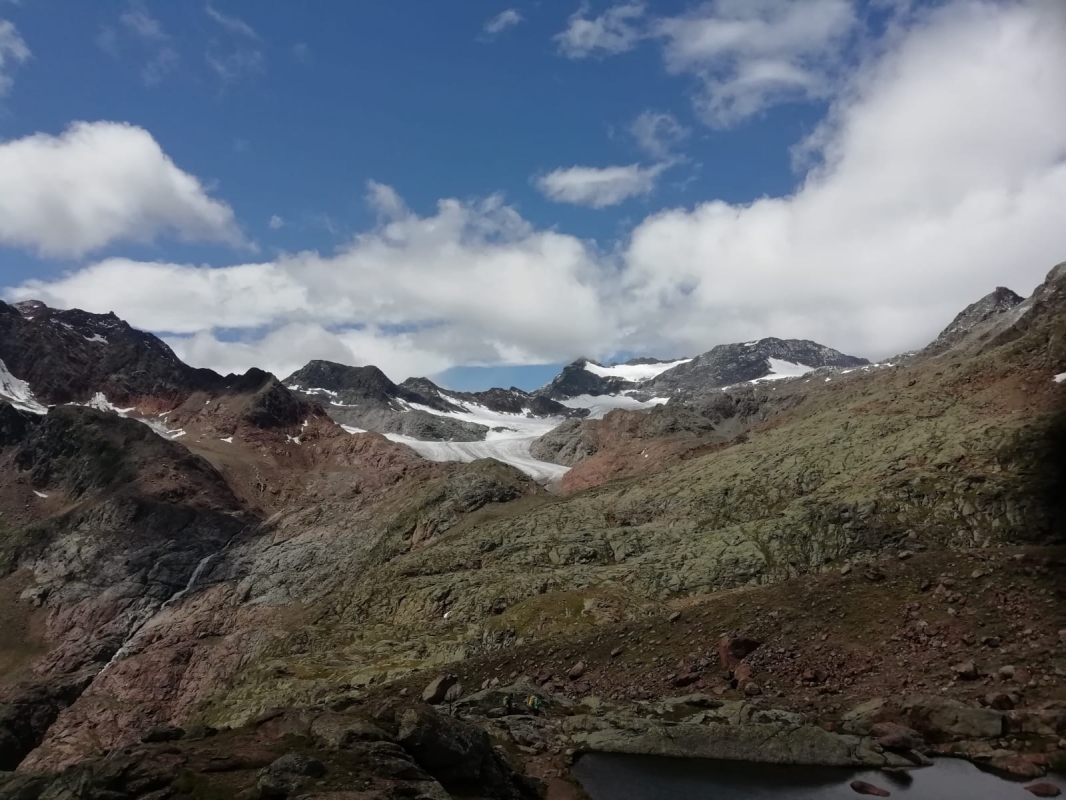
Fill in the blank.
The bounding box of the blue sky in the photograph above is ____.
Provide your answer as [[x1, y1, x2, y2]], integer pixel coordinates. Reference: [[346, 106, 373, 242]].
[[1, 1, 1064, 390]]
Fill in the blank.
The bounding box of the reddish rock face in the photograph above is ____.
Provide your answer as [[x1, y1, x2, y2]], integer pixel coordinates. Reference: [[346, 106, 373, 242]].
[[733, 661, 754, 685]]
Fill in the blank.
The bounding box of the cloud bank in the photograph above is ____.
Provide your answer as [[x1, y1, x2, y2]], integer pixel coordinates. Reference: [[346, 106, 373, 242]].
[[4, 1, 1066, 382]]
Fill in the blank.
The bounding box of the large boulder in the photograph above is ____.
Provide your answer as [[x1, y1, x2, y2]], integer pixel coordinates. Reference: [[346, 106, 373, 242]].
[[396, 706, 539, 799], [902, 696, 1005, 741], [422, 675, 459, 705]]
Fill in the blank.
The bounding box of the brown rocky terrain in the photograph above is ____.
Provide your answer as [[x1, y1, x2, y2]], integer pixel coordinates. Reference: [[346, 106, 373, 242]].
[[0, 262, 1063, 797]]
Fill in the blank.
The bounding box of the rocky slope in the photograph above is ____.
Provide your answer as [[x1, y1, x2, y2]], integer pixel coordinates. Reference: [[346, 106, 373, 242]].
[[0, 262, 1063, 796]]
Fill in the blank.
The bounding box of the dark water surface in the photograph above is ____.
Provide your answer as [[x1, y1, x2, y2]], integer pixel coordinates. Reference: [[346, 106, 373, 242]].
[[572, 754, 1066, 799]]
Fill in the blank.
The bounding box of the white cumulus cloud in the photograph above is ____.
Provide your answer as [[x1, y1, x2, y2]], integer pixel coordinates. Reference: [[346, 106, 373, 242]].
[[618, 0, 1066, 357], [536, 163, 668, 208], [0, 121, 246, 258], [6, 187, 613, 379]]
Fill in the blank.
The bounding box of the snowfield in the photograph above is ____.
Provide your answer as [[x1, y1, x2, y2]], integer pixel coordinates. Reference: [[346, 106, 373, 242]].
[[341, 394, 570, 483], [1055, 372, 1066, 384], [559, 393, 670, 419], [354, 391, 675, 482], [583, 358, 691, 382], [0, 358, 48, 414], [383, 432, 569, 484], [750, 358, 816, 382], [395, 397, 567, 482], [83, 393, 187, 440]]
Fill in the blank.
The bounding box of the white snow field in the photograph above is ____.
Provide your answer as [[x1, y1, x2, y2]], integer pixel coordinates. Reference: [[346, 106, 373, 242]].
[[0, 358, 48, 414], [583, 358, 691, 382], [384, 432, 569, 483], [84, 392, 186, 439], [559, 393, 670, 419], [750, 358, 816, 382], [386, 395, 568, 482]]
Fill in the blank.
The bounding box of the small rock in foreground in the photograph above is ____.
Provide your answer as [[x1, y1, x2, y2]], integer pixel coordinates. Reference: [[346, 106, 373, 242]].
[[1025, 783, 1062, 798]]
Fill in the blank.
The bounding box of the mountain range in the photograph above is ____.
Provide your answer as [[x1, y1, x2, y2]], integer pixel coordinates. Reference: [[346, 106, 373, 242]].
[[0, 262, 1063, 798]]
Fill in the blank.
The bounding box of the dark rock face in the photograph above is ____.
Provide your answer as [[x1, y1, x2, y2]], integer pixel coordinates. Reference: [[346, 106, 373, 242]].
[[539, 358, 632, 400], [0, 301, 317, 439], [433, 383, 582, 419], [0, 300, 223, 406], [395, 706, 539, 799], [647, 338, 868, 393], [13, 406, 242, 503], [0, 703, 539, 800], [0, 402, 35, 447], [288, 360, 456, 412], [223, 369, 322, 430], [0, 670, 96, 770]]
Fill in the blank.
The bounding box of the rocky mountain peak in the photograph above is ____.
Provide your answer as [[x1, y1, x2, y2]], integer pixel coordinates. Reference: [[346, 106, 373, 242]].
[[539, 358, 632, 400], [921, 285, 1026, 357], [0, 299, 223, 406], [285, 360, 398, 400], [13, 299, 47, 318], [646, 337, 868, 393]]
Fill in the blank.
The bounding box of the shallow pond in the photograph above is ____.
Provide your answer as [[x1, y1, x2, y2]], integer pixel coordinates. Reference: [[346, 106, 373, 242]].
[[572, 753, 1065, 799]]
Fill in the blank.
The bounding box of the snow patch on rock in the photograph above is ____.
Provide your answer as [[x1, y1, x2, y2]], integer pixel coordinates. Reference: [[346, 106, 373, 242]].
[[583, 358, 692, 382], [0, 358, 48, 414], [750, 359, 816, 382], [559, 393, 669, 420]]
